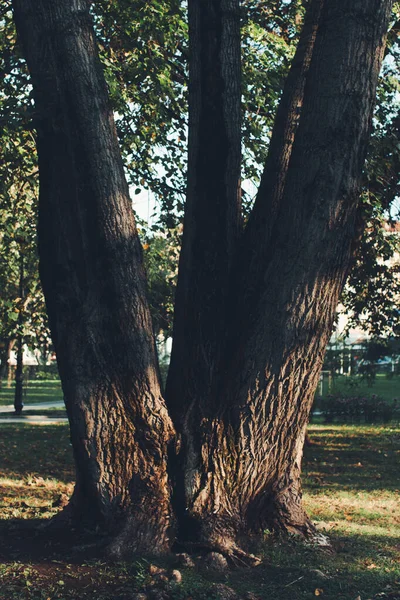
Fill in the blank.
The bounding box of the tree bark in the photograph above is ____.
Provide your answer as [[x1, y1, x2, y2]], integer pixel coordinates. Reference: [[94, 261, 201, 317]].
[[12, 0, 174, 553], [166, 0, 242, 543], [168, 0, 393, 557]]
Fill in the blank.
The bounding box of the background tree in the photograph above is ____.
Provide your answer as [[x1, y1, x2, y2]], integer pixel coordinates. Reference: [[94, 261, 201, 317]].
[[0, 4, 50, 391]]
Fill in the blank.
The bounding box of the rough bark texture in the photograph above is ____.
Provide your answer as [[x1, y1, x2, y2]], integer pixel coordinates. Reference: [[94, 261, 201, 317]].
[[165, 0, 242, 545], [12, 0, 174, 553], [167, 0, 392, 556]]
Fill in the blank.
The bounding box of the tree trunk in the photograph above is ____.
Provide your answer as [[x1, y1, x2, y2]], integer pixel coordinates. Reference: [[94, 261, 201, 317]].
[[165, 0, 242, 547], [12, 0, 174, 554], [14, 335, 24, 414], [12, 0, 393, 561], [168, 0, 392, 558], [14, 248, 25, 414], [0, 339, 14, 388]]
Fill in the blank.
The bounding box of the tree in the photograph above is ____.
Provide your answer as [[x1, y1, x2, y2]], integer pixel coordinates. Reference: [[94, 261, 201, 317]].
[[0, 4, 50, 391], [11, 0, 393, 560]]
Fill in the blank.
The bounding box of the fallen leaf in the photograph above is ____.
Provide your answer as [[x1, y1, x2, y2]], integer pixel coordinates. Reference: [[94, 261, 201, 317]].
[[315, 589, 324, 596]]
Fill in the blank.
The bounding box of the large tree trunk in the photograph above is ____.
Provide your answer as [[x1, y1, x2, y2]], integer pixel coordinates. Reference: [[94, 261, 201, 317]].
[[12, 0, 174, 554], [167, 0, 392, 558]]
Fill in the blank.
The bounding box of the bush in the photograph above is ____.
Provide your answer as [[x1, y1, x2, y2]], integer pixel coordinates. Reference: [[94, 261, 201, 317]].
[[316, 394, 399, 424], [34, 370, 60, 381]]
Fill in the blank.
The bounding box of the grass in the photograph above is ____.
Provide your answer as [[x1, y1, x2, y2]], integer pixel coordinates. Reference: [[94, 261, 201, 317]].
[[0, 423, 399, 599], [0, 380, 64, 406], [319, 373, 400, 402]]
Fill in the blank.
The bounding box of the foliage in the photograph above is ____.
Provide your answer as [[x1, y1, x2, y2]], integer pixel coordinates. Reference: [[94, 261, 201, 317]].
[[241, 0, 301, 192], [140, 223, 180, 339], [93, 0, 188, 227], [342, 209, 400, 338], [0, 3, 50, 361]]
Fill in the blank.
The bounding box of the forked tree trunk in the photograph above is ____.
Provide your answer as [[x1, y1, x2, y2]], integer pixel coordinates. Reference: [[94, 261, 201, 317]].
[[13, 0, 393, 561], [12, 0, 174, 554], [167, 0, 392, 558]]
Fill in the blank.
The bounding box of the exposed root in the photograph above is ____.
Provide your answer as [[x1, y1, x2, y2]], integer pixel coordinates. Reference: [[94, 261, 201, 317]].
[[225, 546, 262, 568], [268, 516, 334, 554], [175, 540, 261, 568], [304, 531, 334, 554]]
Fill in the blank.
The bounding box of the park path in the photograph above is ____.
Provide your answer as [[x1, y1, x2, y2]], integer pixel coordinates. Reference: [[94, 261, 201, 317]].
[[0, 400, 65, 413], [0, 400, 67, 424]]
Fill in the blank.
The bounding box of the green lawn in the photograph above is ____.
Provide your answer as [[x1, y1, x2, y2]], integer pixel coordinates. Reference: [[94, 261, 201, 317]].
[[0, 422, 399, 599], [319, 373, 400, 402], [0, 380, 63, 406]]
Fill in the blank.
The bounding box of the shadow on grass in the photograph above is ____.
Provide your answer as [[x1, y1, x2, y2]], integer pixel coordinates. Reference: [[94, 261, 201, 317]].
[[0, 518, 103, 563], [0, 424, 73, 482], [234, 532, 400, 600], [304, 425, 400, 493]]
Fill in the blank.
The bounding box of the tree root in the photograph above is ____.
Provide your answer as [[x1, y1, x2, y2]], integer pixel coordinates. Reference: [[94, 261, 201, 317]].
[[175, 540, 261, 568], [269, 519, 334, 554]]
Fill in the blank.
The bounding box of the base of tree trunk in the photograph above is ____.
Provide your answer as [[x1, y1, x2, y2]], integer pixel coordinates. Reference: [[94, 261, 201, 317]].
[[106, 511, 174, 558], [47, 487, 173, 558]]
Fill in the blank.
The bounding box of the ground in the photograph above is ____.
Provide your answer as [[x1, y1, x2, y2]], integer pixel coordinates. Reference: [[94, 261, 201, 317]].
[[0, 421, 399, 599]]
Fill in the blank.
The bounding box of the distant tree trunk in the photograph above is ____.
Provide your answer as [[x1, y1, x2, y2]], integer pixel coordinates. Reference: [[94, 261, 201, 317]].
[[0, 339, 14, 388], [12, 0, 174, 554], [167, 0, 392, 559], [14, 336, 24, 414], [14, 249, 25, 414]]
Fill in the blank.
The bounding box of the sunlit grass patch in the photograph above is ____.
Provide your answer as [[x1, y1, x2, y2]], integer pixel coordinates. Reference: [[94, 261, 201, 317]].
[[0, 425, 74, 524], [0, 477, 73, 521]]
